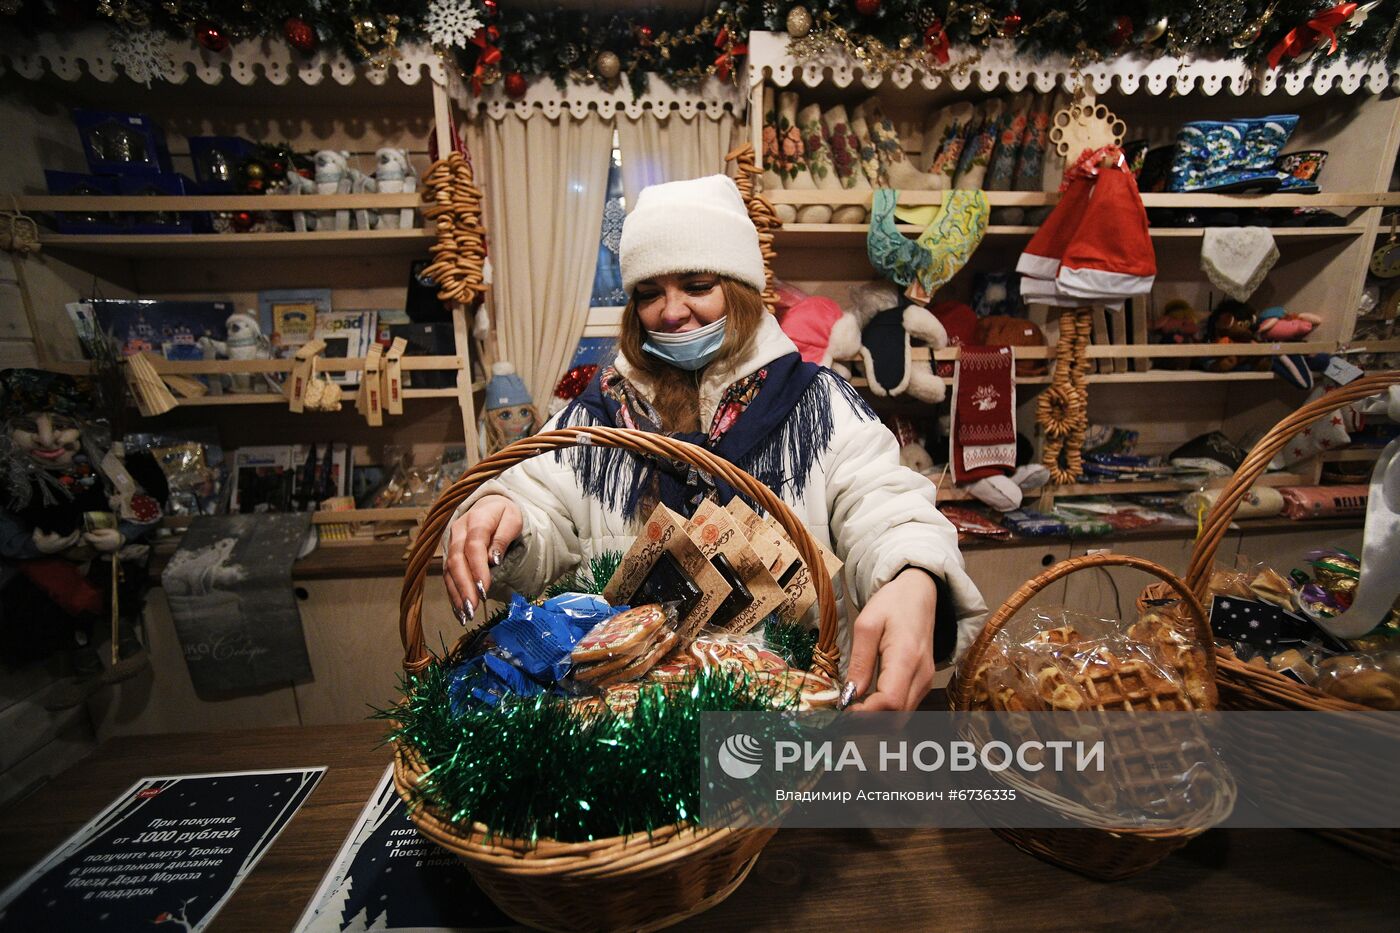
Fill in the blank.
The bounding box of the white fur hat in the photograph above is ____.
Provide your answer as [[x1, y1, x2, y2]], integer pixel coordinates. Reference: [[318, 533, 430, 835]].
[[619, 174, 766, 295]]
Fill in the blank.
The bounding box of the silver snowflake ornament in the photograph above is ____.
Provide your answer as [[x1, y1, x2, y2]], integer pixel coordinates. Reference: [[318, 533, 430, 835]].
[[109, 28, 174, 87], [427, 0, 484, 50], [600, 197, 625, 254]]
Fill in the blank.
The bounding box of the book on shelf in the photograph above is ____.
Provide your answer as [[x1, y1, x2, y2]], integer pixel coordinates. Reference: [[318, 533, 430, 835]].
[[258, 288, 330, 358], [314, 310, 377, 387]]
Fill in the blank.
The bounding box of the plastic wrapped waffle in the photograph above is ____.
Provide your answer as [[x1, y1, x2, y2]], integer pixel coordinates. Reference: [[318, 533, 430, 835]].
[[970, 610, 1210, 713]]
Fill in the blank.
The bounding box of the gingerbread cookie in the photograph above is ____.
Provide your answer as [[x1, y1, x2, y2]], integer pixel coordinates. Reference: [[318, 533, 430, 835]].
[[690, 636, 788, 676], [588, 629, 680, 688], [571, 604, 668, 665], [603, 682, 643, 717], [765, 669, 841, 709]]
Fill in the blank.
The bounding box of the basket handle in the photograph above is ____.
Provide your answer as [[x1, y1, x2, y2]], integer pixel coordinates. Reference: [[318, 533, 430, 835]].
[[399, 425, 842, 680], [1184, 370, 1400, 600], [950, 553, 1213, 711]]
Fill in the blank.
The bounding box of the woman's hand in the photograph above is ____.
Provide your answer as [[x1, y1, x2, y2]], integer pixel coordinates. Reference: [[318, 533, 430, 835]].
[[444, 494, 522, 622], [846, 567, 938, 711]]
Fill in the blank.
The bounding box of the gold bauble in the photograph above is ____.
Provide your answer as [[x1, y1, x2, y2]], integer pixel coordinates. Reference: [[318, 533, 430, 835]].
[[970, 9, 991, 36], [786, 5, 813, 39], [1141, 17, 1168, 44], [355, 18, 380, 47], [596, 50, 621, 80]]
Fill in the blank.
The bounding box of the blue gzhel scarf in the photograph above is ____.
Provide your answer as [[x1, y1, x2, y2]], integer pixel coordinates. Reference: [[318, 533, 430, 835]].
[[558, 351, 874, 520]]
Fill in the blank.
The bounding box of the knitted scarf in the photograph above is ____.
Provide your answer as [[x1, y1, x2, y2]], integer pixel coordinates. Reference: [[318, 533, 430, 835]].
[[559, 352, 874, 520]]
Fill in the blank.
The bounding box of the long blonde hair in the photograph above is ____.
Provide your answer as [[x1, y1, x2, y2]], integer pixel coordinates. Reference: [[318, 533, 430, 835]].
[[617, 278, 766, 432]]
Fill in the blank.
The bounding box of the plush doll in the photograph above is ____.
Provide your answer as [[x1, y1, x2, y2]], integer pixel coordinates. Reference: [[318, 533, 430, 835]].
[[482, 362, 540, 455], [356, 147, 418, 230], [0, 369, 166, 676], [288, 150, 361, 232], [828, 281, 947, 403], [1202, 299, 1260, 373], [199, 312, 274, 393], [1256, 306, 1322, 341]]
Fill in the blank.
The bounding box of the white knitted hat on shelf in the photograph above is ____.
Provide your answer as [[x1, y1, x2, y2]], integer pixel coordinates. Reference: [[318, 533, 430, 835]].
[[619, 174, 766, 295]]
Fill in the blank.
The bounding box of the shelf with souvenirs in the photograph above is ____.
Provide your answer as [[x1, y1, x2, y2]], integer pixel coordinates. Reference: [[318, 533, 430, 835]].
[[735, 29, 1400, 529]]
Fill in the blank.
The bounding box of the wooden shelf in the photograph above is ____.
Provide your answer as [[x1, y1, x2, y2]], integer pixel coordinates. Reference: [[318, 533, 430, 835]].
[[38, 228, 435, 259], [768, 190, 1400, 209], [775, 223, 1366, 247], [14, 193, 420, 211], [1320, 448, 1387, 462], [934, 470, 1310, 503]]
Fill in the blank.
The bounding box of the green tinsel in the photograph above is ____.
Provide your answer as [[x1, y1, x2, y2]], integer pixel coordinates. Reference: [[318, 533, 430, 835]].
[[763, 615, 819, 670], [377, 661, 785, 843], [542, 550, 625, 601]]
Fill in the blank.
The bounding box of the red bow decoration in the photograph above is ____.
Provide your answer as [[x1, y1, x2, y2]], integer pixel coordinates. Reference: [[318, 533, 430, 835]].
[[468, 26, 502, 94], [1267, 2, 1358, 69], [924, 20, 951, 65], [712, 26, 748, 82]]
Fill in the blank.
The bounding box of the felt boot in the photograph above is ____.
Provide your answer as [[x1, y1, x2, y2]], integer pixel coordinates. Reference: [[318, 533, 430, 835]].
[[762, 87, 798, 223], [800, 103, 864, 223], [776, 91, 831, 223], [821, 104, 872, 223], [862, 100, 942, 191]]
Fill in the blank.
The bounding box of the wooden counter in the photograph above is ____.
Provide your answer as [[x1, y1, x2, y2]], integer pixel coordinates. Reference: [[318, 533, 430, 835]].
[[1, 720, 1395, 932]]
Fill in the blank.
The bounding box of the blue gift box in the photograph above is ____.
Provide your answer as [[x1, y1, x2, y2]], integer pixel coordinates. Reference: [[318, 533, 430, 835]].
[[117, 173, 212, 234], [72, 108, 173, 177], [43, 170, 126, 234], [187, 136, 258, 192]]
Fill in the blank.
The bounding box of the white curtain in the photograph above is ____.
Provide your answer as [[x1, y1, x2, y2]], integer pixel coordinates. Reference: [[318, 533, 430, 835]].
[[617, 114, 741, 211], [477, 113, 613, 406]]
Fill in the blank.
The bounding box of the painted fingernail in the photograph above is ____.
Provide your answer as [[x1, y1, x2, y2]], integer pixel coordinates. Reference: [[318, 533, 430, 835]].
[[454, 605, 469, 627], [465, 598, 476, 622], [489, 549, 502, 567], [839, 681, 857, 710]]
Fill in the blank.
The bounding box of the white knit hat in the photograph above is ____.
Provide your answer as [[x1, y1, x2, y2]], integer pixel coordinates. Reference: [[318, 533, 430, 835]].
[[619, 174, 766, 295]]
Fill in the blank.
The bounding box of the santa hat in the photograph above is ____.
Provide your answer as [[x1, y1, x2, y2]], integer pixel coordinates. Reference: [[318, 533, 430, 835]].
[[1056, 163, 1156, 299], [619, 174, 766, 294], [777, 295, 844, 366], [1016, 172, 1095, 280]]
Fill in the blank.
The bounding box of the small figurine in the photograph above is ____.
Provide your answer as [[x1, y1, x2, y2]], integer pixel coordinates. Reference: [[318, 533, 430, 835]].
[[199, 312, 274, 393], [356, 148, 417, 230], [1203, 299, 1260, 373], [481, 362, 539, 455], [1256, 306, 1322, 341], [286, 150, 360, 233]]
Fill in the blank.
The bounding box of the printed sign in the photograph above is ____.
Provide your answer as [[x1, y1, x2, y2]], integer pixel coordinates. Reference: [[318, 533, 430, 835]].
[[294, 767, 511, 932], [0, 768, 324, 933]]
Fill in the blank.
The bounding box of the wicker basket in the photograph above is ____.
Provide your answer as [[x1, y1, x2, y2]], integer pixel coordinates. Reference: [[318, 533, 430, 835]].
[[1176, 370, 1400, 868], [951, 553, 1232, 880], [393, 425, 843, 932]]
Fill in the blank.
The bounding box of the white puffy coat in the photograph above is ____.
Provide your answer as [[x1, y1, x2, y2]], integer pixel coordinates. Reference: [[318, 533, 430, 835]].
[[450, 315, 987, 665]]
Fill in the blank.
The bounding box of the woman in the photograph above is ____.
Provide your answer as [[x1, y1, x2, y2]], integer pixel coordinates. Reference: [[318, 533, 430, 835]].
[[445, 174, 985, 710]]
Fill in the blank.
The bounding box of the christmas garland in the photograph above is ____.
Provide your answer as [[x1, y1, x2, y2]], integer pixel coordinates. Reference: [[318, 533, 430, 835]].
[[377, 549, 815, 842], [3, 2, 1397, 94]]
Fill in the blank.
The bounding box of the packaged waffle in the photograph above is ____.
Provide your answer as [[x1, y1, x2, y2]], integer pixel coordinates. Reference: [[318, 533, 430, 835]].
[[969, 607, 1211, 713]]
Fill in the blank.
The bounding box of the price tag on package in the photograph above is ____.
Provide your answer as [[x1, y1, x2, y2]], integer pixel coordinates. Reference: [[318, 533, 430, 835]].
[[1324, 356, 1364, 385]]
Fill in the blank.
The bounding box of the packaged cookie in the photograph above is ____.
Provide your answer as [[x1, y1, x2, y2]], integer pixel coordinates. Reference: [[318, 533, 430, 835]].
[[571, 604, 669, 665], [603, 503, 732, 639], [764, 668, 841, 710], [690, 631, 789, 677], [687, 500, 786, 634]]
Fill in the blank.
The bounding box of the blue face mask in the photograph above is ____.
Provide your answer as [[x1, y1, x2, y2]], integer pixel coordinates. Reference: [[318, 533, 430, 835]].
[[642, 317, 727, 371]]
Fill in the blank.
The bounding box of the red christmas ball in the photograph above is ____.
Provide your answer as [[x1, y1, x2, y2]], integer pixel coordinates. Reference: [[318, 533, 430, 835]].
[[195, 22, 229, 53], [231, 210, 254, 232], [1003, 12, 1023, 37], [284, 17, 316, 54], [638, 24, 653, 43], [854, 0, 880, 14], [503, 72, 528, 99], [482, 0, 498, 15], [1109, 15, 1134, 48]]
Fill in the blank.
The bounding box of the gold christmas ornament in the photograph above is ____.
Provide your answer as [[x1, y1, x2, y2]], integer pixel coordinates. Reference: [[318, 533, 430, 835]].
[[786, 5, 813, 39], [354, 17, 380, 47], [596, 50, 622, 80], [969, 8, 992, 36], [1141, 17, 1169, 44]]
